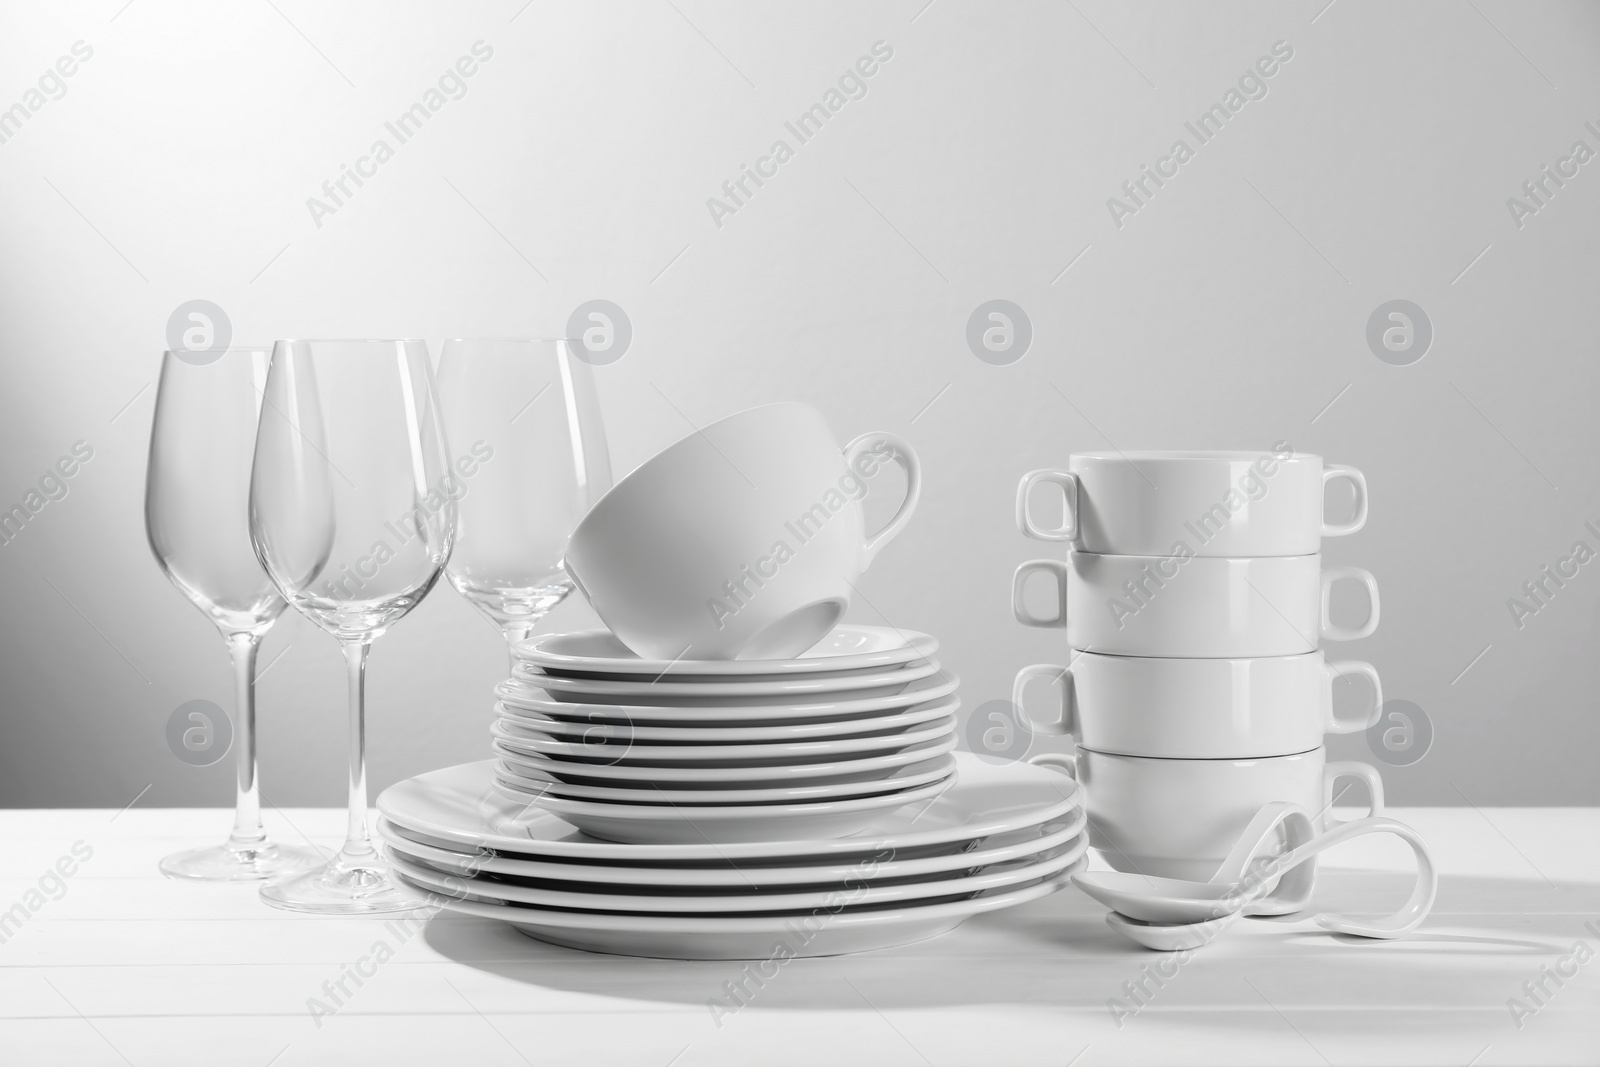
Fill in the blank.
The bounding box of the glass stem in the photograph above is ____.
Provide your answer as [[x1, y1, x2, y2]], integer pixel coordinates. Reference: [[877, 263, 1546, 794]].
[[222, 633, 268, 851], [503, 626, 532, 677], [339, 637, 376, 863], [225, 631, 267, 852]]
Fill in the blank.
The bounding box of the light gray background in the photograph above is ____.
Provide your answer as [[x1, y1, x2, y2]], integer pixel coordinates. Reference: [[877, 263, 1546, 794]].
[[2, 0, 1596, 808]]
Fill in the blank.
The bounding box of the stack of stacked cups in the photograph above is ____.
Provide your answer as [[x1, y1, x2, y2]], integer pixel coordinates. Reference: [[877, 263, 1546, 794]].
[[1009, 448, 1386, 883]]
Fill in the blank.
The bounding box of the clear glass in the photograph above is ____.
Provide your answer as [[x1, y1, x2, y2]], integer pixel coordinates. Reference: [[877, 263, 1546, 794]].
[[437, 339, 612, 659], [144, 348, 323, 882], [248, 339, 455, 913]]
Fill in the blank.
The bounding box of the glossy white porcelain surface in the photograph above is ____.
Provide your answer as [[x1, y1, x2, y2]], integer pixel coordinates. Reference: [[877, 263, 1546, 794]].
[[376, 808, 1085, 887], [491, 734, 960, 786], [1014, 651, 1382, 757], [1017, 450, 1367, 556], [375, 753, 1079, 861], [1014, 552, 1379, 657], [490, 753, 958, 804], [494, 670, 960, 726], [387, 835, 1084, 910], [497, 694, 958, 743], [564, 402, 921, 660], [390, 867, 1079, 960], [488, 713, 955, 765], [1064, 746, 1385, 881], [516, 624, 938, 679], [516, 656, 942, 705]]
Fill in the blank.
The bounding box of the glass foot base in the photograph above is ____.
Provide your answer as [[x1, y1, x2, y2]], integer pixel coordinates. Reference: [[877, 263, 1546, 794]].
[[258, 853, 427, 915], [160, 840, 325, 883]]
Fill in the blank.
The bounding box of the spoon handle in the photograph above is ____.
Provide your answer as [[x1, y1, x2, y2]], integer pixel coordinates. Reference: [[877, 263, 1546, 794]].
[[1212, 802, 1319, 916], [1248, 816, 1437, 938]]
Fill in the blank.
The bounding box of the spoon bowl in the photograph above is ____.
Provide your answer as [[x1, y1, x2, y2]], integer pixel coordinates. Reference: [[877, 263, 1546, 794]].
[[1084, 813, 1437, 950], [1107, 909, 1241, 951], [1075, 802, 1320, 924], [1076, 871, 1249, 924]]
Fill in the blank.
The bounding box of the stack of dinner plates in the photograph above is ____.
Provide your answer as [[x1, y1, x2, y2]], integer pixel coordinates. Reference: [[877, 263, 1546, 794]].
[[488, 625, 961, 844], [376, 753, 1086, 959]]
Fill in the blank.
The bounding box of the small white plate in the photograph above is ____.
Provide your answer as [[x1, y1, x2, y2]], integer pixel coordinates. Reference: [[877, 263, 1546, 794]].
[[496, 695, 958, 743], [516, 625, 939, 679], [491, 754, 958, 805], [515, 658, 942, 705], [491, 734, 959, 785], [377, 808, 1085, 887], [376, 753, 1080, 861], [390, 864, 1082, 959], [496, 672, 960, 726], [386, 835, 1085, 913], [489, 715, 956, 765], [495, 769, 956, 844]]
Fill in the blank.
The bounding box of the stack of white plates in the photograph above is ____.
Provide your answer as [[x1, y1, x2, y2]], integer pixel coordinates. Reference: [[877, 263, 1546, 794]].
[[376, 754, 1086, 959], [490, 626, 961, 844]]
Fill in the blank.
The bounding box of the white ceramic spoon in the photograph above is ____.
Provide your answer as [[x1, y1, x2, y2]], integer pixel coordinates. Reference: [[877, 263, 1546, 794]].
[[1074, 801, 1319, 924], [1091, 815, 1436, 951]]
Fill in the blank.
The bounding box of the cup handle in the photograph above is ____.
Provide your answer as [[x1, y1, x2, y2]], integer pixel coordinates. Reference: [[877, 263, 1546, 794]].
[[1012, 663, 1075, 736], [1322, 465, 1369, 537], [1324, 659, 1383, 734], [1321, 566, 1380, 641], [1016, 469, 1079, 542], [1026, 751, 1078, 779], [1013, 559, 1069, 628], [843, 431, 922, 572], [1323, 760, 1384, 828]]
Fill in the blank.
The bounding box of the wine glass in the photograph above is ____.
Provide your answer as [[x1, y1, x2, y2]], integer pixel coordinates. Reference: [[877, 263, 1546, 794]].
[[144, 348, 324, 882], [248, 339, 454, 913], [436, 339, 612, 659]]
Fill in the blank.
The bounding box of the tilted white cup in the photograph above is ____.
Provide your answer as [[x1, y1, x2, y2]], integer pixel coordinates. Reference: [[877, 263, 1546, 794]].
[[564, 403, 920, 660], [1044, 746, 1384, 881], [1017, 449, 1367, 556], [1013, 652, 1382, 759], [1012, 551, 1379, 658]]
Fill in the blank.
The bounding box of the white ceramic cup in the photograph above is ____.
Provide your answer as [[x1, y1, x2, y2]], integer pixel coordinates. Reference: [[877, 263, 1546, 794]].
[[1017, 449, 1367, 556], [1013, 652, 1382, 758], [1042, 746, 1384, 881], [564, 402, 920, 660], [1013, 552, 1379, 657]]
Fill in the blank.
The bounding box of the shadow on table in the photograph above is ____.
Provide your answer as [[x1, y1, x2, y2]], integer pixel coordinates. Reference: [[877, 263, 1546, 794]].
[[417, 868, 1595, 1011]]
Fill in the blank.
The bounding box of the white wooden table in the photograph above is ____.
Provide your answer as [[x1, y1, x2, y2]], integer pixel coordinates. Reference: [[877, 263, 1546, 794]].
[[1, 807, 1595, 1066]]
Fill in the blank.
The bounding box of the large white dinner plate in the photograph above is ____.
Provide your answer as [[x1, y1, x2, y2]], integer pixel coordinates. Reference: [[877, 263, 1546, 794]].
[[516, 625, 939, 680], [515, 658, 942, 705], [386, 834, 1085, 913], [377, 807, 1085, 887], [376, 753, 1080, 861], [489, 715, 956, 765], [491, 735, 959, 785], [493, 769, 956, 844], [496, 672, 960, 726], [491, 754, 958, 805], [392, 862, 1083, 959], [496, 695, 958, 743]]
